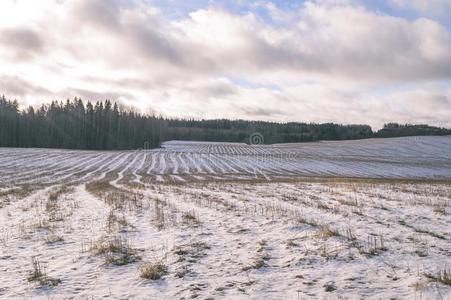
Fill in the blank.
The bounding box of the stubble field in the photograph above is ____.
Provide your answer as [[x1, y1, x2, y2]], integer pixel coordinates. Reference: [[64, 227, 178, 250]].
[[0, 136, 450, 299]]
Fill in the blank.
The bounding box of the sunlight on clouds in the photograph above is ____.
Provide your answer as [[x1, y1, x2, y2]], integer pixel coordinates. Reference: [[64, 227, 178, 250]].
[[0, 0, 450, 129]]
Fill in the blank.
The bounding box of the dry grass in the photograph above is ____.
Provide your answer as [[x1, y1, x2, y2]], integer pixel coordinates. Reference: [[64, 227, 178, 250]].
[[104, 190, 144, 210], [48, 185, 72, 202], [414, 228, 447, 240], [256, 240, 267, 253], [139, 260, 168, 280], [323, 282, 337, 292], [87, 180, 144, 211], [152, 199, 166, 230], [433, 205, 447, 215], [85, 180, 113, 197], [296, 215, 320, 227], [31, 217, 52, 231], [182, 211, 199, 226], [316, 226, 340, 239], [173, 241, 210, 263], [4, 173, 450, 297], [286, 239, 298, 248], [91, 236, 141, 266], [0, 185, 34, 200], [425, 268, 451, 286], [243, 258, 267, 271], [337, 198, 360, 207], [106, 209, 130, 233], [317, 202, 331, 211], [357, 235, 387, 256], [44, 185, 74, 223], [45, 234, 64, 244], [27, 257, 61, 287]]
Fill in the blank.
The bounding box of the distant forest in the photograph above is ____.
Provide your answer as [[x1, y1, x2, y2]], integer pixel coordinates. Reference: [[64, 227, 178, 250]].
[[1, 96, 450, 150]]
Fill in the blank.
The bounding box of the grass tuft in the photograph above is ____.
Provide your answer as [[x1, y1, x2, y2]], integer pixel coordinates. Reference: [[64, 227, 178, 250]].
[[243, 257, 267, 271], [425, 268, 451, 286], [91, 236, 141, 266], [45, 234, 64, 244], [139, 260, 168, 280], [27, 257, 61, 287]]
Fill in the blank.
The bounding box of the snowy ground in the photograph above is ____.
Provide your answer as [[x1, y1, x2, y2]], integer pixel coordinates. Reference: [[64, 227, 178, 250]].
[[0, 136, 450, 299]]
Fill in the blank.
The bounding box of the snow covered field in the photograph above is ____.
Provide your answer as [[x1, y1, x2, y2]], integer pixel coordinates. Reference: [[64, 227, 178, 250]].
[[1, 136, 451, 187], [0, 136, 450, 299]]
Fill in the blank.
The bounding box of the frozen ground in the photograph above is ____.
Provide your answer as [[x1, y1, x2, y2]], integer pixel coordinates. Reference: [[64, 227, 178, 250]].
[[0, 136, 450, 299], [0, 136, 450, 187]]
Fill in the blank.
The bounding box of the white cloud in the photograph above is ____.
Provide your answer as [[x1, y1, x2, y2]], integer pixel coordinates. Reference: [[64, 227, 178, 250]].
[[389, 0, 451, 23], [0, 0, 450, 129]]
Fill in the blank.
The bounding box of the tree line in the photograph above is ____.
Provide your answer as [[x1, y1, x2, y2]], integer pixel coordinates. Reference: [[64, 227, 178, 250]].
[[0, 96, 450, 150], [374, 123, 451, 138]]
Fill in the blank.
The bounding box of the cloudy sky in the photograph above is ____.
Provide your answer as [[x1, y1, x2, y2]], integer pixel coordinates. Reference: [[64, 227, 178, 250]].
[[1, 0, 450, 129]]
